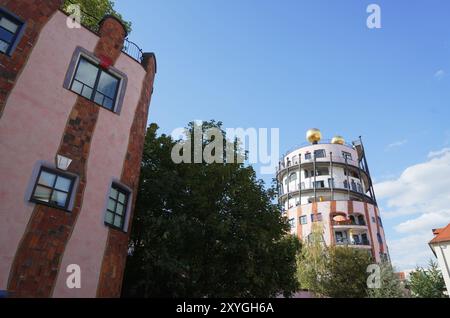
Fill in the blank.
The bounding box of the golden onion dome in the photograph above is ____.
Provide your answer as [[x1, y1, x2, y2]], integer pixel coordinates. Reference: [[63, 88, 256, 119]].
[[306, 128, 322, 144], [331, 135, 345, 145]]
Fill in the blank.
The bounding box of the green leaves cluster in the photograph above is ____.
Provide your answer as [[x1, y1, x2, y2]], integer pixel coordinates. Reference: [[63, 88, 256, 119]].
[[62, 0, 132, 33], [408, 259, 447, 298], [122, 121, 300, 298], [297, 223, 378, 298]]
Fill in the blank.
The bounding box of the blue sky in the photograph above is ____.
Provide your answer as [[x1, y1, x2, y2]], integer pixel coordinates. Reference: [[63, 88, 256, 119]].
[[115, 0, 450, 271]]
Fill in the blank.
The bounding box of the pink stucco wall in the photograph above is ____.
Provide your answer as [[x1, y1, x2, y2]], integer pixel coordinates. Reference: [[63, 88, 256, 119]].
[[0, 11, 98, 290], [0, 10, 147, 296], [52, 51, 146, 298]]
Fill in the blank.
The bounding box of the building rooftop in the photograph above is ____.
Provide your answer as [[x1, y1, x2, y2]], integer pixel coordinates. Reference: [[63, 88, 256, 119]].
[[430, 223, 450, 244]]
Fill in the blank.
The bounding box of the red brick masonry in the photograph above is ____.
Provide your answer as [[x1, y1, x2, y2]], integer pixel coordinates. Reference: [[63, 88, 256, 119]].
[[7, 14, 130, 297], [96, 52, 156, 297]]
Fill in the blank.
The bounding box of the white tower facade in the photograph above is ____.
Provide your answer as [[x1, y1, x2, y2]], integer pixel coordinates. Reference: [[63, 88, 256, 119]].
[[277, 129, 389, 263]]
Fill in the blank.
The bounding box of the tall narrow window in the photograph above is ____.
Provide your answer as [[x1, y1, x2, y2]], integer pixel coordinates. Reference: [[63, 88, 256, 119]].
[[71, 56, 120, 111], [0, 8, 25, 56], [105, 184, 129, 230], [305, 152, 312, 160], [30, 167, 75, 210]]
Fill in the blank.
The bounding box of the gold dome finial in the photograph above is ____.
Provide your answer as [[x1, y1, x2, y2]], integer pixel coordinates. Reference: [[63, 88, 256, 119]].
[[306, 128, 322, 144], [331, 135, 345, 145]]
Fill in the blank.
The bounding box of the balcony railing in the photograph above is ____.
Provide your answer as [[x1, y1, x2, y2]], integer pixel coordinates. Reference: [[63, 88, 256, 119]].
[[277, 153, 360, 172], [332, 220, 366, 226], [335, 239, 370, 246]]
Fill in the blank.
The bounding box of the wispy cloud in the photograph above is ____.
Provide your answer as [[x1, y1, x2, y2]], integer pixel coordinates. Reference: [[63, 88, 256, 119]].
[[385, 139, 407, 151], [434, 69, 445, 80], [374, 148, 450, 270]]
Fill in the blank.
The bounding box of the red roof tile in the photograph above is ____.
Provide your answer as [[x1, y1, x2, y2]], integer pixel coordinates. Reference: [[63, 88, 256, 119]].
[[430, 223, 450, 244]]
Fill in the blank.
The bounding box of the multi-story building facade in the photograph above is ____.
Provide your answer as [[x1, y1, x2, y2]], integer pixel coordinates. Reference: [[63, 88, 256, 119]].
[[0, 1, 156, 297], [277, 129, 389, 263]]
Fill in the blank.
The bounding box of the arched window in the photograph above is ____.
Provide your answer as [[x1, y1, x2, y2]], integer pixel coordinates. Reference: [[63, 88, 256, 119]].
[[357, 214, 365, 225], [349, 215, 356, 225]]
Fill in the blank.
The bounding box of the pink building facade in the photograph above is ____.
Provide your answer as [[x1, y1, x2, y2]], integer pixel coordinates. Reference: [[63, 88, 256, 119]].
[[277, 133, 389, 263], [0, 1, 156, 297]]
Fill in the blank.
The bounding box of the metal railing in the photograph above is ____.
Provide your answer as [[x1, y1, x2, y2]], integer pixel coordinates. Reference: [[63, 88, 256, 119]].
[[122, 38, 144, 62], [335, 239, 370, 246]]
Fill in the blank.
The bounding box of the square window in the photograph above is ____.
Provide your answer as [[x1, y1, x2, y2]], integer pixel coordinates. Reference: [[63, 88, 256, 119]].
[[30, 167, 75, 210], [70, 56, 121, 111], [104, 184, 129, 231], [0, 8, 24, 56]]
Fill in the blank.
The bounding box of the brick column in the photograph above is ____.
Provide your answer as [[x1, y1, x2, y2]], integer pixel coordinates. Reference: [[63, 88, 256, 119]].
[[7, 16, 127, 297], [97, 53, 156, 298], [0, 0, 63, 118]]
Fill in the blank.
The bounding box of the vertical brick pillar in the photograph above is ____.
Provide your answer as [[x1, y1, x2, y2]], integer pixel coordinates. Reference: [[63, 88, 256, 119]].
[[0, 0, 63, 118], [97, 53, 156, 298], [7, 16, 127, 298]]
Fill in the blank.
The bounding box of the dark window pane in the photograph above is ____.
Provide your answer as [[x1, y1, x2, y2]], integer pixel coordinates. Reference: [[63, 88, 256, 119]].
[[74, 58, 98, 88], [33, 186, 52, 202], [113, 216, 122, 227], [51, 191, 68, 207], [0, 39, 8, 53], [102, 97, 113, 110], [71, 80, 83, 95], [0, 17, 19, 33], [55, 176, 71, 192], [118, 192, 126, 204], [107, 198, 116, 211], [110, 187, 118, 200], [116, 203, 124, 216], [0, 27, 13, 44], [97, 71, 118, 99], [38, 171, 56, 187], [94, 92, 104, 106], [105, 211, 114, 224], [80, 85, 93, 99]]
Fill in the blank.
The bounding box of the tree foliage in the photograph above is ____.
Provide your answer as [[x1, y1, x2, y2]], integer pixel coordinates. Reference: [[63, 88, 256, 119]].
[[367, 261, 405, 298], [62, 0, 132, 33], [297, 223, 373, 298], [408, 259, 447, 298], [122, 121, 301, 297]]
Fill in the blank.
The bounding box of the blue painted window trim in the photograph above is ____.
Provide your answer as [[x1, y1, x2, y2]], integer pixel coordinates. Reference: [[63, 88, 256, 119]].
[[0, 6, 26, 57]]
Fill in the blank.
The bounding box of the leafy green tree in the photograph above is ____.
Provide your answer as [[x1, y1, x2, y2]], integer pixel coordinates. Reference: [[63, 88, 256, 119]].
[[296, 222, 328, 296], [321, 246, 372, 298], [367, 261, 405, 298], [409, 259, 446, 298], [297, 224, 373, 298], [122, 121, 301, 298], [62, 0, 132, 33]]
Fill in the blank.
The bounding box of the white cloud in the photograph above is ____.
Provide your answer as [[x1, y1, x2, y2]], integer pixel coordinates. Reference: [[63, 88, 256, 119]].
[[434, 69, 445, 80], [374, 148, 450, 218], [385, 139, 407, 151], [395, 211, 450, 233], [374, 148, 450, 270]]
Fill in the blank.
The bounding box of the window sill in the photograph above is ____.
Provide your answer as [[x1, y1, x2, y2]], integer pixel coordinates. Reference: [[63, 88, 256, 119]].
[[29, 199, 72, 213], [104, 222, 127, 233]]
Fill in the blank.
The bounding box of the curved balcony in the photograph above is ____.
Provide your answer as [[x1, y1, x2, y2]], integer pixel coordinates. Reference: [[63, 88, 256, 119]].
[[278, 182, 375, 205]]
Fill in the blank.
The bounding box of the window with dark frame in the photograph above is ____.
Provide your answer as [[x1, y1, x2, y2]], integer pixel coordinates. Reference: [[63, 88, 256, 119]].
[[342, 151, 352, 161], [105, 184, 129, 230], [30, 167, 75, 210], [314, 149, 326, 158], [70, 56, 120, 111], [0, 8, 24, 56], [299, 215, 307, 225], [305, 152, 312, 160]]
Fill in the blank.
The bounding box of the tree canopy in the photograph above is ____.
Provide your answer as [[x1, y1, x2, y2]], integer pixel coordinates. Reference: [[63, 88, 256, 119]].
[[408, 259, 447, 298], [122, 121, 300, 297], [62, 0, 132, 33]]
